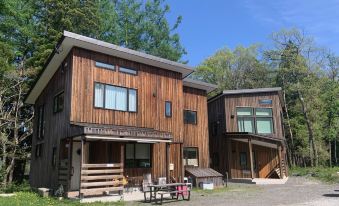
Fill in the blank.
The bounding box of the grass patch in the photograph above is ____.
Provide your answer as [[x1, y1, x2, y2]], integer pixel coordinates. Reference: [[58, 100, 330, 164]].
[[290, 166, 339, 184], [0, 191, 125, 206]]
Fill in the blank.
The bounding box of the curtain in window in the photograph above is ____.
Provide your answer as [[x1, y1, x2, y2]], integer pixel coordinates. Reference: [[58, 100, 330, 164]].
[[256, 118, 273, 134], [94, 84, 104, 107], [115, 87, 127, 111], [105, 85, 116, 109], [238, 117, 254, 133], [129, 89, 137, 112]]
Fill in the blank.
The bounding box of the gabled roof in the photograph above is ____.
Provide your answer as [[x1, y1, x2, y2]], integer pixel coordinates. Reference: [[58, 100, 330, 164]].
[[183, 78, 218, 93], [25, 31, 195, 104]]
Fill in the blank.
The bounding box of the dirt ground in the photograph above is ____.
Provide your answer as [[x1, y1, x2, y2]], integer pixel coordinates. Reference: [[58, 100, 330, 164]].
[[130, 176, 339, 206]]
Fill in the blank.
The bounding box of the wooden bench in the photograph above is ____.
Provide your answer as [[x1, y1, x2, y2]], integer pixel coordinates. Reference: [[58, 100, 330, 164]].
[[156, 189, 191, 205]]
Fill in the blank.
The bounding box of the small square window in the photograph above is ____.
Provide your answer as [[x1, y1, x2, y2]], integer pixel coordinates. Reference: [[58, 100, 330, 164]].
[[184, 110, 197, 124], [183, 147, 199, 166], [165, 101, 172, 117]]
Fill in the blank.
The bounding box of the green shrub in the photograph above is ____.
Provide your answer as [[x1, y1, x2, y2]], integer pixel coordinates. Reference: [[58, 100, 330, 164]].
[[0, 179, 31, 193], [290, 166, 339, 184]]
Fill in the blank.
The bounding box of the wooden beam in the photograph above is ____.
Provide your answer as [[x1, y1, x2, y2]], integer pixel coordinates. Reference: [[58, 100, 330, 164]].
[[181, 143, 184, 183], [227, 138, 232, 178], [120, 143, 124, 169], [79, 138, 84, 198], [277, 144, 283, 179], [166, 143, 170, 183], [248, 138, 254, 179]]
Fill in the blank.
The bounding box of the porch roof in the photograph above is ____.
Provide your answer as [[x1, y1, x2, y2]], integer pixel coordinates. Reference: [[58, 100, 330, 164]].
[[71, 123, 173, 143], [226, 132, 284, 149]]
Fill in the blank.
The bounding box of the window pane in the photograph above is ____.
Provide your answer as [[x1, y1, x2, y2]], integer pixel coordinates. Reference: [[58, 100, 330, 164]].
[[238, 117, 254, 133], [165, 101, 172, 117], [135, 144, 150, 159], [95, 61, 115, 70], [256, 118, 273, 134], [105, 85, 116, 109], [255, 108, 272, 116], [119, 67, 137, 75], [129, 89, 137, 112], [115, 87, 127, 111], [236, 108, 253, 116], [240, 152, 247, 167], [94, 83, 104, 108], [259, 99, 272, 105], [183, 148, 198, 166], [184, 110, 197, 124], [126, 144, 134, 159]]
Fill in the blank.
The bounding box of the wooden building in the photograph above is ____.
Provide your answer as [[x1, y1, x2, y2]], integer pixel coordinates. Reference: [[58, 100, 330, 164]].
[[25, 31, 217, 197], [208, 88, 288, 179]]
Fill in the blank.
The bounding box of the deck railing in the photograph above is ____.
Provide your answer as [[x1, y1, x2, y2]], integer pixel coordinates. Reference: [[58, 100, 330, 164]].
[[80, 163, 124, 197]]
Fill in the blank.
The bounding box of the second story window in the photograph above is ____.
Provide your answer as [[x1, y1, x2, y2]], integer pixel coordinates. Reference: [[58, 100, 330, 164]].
[[237, 107, 254, 133], [95, 61, 115, 70], [119, 66, 137, 75], [37, 105, 45, 139], [53, 91, 64, 113], [165, 101, 172, 117], [236, 107, 274, 134], [255, 108, 273, 134], [184, 110, 197, 124], [94, 83, 137, 112]]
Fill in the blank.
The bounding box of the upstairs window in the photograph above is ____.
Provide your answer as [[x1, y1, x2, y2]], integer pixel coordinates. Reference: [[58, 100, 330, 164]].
[[94, 83, 137, 112], [165, 101, 172, 117], [184, 110, 197, 124], [95, 61, 115, 70], [125, 143, 151, 168], [183, 147, 199, 167], [37, 105, 45, 139], [119, 66, 137, 75], [237, 108, 254, 133], [255, 108, 273, 134], [53, 91, 64, 113], [236, 107, 274, 134]]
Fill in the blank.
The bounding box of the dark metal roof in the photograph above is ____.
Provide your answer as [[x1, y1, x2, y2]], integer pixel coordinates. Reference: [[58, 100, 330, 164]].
[[185, 167, 223, 178], [222, 87, 282, 95], [183, 78, 218, 93]]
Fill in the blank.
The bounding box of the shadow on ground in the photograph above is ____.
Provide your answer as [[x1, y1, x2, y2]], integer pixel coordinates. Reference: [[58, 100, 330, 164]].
[[323, 194, 339, 197]]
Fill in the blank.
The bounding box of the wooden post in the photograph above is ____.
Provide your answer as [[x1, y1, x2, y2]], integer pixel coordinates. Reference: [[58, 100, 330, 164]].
[[277, 144, 283, 179], [79, 137, 84, 198], [166, 143, 170, 183], [180, 143, 184, 182], [120, 143, 124, 168], [227, 138, 232, 178], [67, 138, 73, 193], [248, 138, 254, 179]]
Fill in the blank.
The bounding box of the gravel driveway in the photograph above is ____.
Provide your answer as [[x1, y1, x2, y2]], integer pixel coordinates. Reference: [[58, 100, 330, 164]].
[[129, 177, 339, 206]]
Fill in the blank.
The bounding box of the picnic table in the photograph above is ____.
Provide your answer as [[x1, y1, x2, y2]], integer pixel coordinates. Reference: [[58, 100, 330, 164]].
[[144, 182, 192, 204]]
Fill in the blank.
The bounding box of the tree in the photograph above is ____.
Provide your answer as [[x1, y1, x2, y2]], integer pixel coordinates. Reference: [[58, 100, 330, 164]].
[[265, 28, 326, 167], [194, 45, 273, 95]]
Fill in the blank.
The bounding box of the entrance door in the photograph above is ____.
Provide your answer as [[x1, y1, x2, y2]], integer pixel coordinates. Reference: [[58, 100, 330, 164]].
[[70, 142, 81, 191]]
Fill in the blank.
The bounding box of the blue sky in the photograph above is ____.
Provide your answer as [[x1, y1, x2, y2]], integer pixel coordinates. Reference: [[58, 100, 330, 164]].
[[166, 0, 339, 66]]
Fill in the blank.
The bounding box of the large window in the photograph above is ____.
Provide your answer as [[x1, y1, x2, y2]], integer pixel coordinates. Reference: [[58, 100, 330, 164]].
[[255, 108, 273, 134], [184, 110, 197, 124], [236, 107, 274, 134], [37, 105, 45, 139], [94, 83, 137, 112], [125, 143, 151, 168], [53, 91, 64, 113], [237, 108, 254, 133], [183, 147, 198, 166]]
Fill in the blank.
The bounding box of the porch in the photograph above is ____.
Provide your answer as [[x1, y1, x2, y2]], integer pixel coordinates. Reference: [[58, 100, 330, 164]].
[[226, 132, 288, 179], [58, 123, 173, 198]]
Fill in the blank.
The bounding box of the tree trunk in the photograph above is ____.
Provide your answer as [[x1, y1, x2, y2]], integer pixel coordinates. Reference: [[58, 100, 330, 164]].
[[297, 87, 318, 167], [282, 89, 295, 166], [329, 140, 332, 167], [335, 139, 338, 165], [2, 141, 7, 186]]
